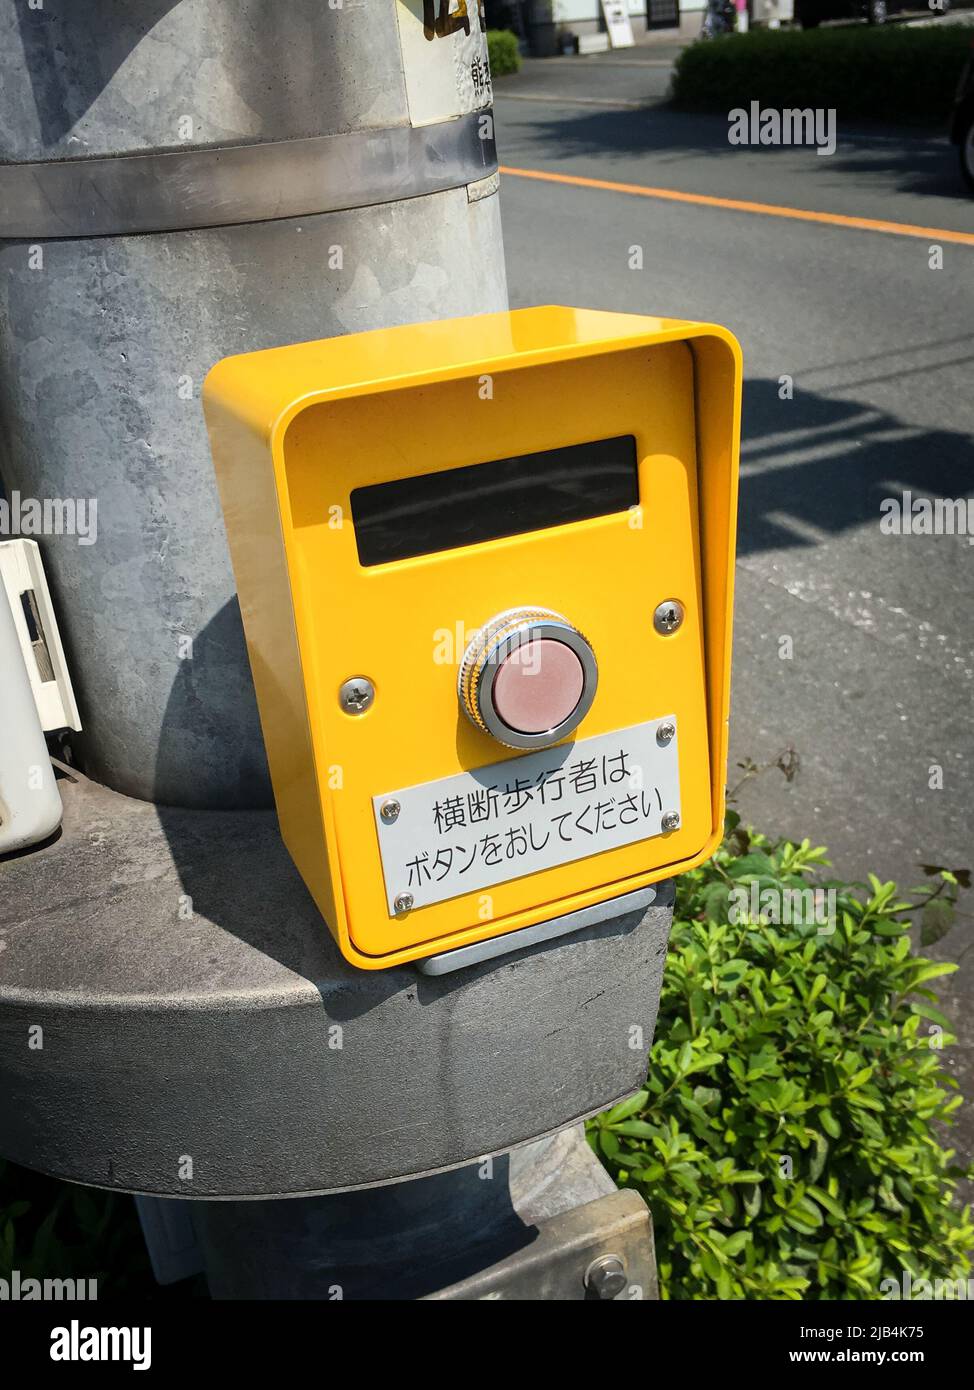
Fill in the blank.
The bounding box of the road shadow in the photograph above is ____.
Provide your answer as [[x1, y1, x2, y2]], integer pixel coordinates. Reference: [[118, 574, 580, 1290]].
[[499, 104, 969, 201], [737, 370, 974, 557]]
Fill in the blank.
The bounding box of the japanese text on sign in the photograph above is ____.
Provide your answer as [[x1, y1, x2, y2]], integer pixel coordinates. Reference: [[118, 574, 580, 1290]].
[[373, 718, 681, 914]]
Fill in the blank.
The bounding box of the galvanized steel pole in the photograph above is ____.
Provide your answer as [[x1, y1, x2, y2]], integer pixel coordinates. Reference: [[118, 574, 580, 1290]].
[[0, 0, 507, 807]]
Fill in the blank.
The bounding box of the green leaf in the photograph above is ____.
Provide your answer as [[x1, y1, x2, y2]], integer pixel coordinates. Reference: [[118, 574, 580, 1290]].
[[909, 1002, 950, 1029], [603, 1090, 650, 1124], [807, 1186, 845, 1220], [609, 1119, 657, 1140], [698, 883, 732, 923], [726, 852, 776, 881], [807, 973, 827, 1005], [907, 963, 959, 989], [818, 1108, 841, 1139], [871, 919, 909, 936], [743, 1184, 763, 1219], [808, 1133, 829, 1184], [630, 1163, 665, 1184], [684, 1052, 726, 1076], [598, 1131, 622, 1162]]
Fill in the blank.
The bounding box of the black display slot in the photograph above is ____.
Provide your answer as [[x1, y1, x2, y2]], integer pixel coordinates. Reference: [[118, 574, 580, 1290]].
[[350, 435, 638, 566]]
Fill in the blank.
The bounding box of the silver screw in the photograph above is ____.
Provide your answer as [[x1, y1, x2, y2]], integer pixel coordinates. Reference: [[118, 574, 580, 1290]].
[[584, 1254, 628, 1300], [339, 676, 374, 714], [653, 599, 685, 635], [393, 892, 414, 914], [380, 799, 400, 823], [661, 810, 680, 832], [657, 720, 676, 745]]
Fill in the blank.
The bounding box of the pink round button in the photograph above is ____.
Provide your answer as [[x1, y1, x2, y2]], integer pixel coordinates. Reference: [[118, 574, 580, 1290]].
[[491, 638, 585, 735]]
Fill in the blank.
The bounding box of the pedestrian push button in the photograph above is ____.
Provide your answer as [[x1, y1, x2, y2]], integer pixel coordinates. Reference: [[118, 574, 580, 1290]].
[[458, 607, 597, 750], [203, 305, 742, 969]]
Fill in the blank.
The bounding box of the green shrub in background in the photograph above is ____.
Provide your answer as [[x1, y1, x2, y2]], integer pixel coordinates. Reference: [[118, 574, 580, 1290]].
[[671, 25, 974, 125], [589, 816, 972, 1300], [487, 29, 521, 78]]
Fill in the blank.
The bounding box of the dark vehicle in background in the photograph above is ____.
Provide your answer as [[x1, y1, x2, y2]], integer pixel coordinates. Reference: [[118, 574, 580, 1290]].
[[795, 0, 948, 26], [951, 34, 974, 194]]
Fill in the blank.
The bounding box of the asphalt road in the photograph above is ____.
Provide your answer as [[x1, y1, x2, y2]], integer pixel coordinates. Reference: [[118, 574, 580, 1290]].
[[493, 48, 974, 1178]]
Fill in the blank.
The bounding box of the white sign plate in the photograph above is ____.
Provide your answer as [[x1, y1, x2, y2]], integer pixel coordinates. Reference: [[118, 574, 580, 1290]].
[[373, 717, 681, 914], [600, 1, 635, 49], [396, 1, 492, 129]]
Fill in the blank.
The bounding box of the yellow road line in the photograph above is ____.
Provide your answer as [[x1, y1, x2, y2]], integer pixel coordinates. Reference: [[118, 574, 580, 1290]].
[[499, 165, 974, 248]]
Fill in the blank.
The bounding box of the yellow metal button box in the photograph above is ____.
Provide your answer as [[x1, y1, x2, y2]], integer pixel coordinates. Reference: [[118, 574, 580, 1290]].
[[203, 306, 741, 969]]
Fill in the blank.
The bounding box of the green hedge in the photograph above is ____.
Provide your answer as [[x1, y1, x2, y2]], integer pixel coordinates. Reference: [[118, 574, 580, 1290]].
[[671, 25, 974, 125], [487, 29, 521, 78], [589, 818, 972, 1300]]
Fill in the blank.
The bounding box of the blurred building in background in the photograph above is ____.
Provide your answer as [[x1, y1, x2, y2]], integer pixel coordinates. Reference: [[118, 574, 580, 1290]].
[[487, 0, 690, 53], [486, 0, 798, 52]]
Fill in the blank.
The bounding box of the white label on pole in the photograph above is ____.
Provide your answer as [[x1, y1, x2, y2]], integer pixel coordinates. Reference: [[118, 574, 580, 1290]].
[[601, 0, 636, 47], [0, 539, 81, 733], [373, 717, 681, 913], [396, 1, 492, 128]]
